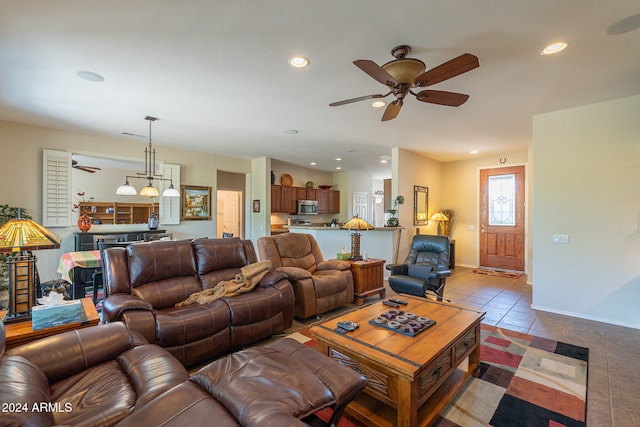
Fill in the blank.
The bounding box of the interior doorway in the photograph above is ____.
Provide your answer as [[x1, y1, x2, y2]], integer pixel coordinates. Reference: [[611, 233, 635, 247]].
[[216, 171, 245, 238], [479, 165, 525, 271]]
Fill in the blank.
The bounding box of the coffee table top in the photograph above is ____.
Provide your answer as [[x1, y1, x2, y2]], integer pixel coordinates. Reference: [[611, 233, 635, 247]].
[[310, 295, 485, 376]]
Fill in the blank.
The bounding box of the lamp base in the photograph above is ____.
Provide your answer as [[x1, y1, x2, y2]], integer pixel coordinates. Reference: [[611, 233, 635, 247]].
[[348, 256, 363, 261], [2, 312, 31, 324]]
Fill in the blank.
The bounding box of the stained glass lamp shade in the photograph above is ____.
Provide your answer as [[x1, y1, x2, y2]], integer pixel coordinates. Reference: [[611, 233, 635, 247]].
[[341, 216, 374, 260], [0, 217, 61, 321]]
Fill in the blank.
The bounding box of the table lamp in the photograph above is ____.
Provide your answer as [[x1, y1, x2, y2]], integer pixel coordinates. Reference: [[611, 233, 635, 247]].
[[430, 212, 449, 236], [341, 216, 374, 260], [0, 210, 61, 322]]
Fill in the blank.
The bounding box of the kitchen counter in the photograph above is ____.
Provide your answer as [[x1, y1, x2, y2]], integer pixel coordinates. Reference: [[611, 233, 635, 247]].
[[288, 225, 405, 273]]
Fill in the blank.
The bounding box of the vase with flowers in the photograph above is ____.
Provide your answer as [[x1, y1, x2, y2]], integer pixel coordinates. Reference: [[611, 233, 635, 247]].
[[72, 191, 94, 232], [386, 195, 405, 227]]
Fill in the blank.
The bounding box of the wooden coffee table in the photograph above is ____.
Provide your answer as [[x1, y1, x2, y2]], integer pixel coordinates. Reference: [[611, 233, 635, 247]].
[[1, 297, 100, 350], [310, 295, 485, 427]]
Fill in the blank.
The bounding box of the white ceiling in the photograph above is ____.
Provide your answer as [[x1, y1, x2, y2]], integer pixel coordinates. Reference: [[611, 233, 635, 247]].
[[1, 1, 639, 180]]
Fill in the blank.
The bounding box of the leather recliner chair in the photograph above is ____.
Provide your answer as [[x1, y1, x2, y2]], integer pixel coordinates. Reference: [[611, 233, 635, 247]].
[[257, 233, 353, 319], [387, 234, 452, 301]]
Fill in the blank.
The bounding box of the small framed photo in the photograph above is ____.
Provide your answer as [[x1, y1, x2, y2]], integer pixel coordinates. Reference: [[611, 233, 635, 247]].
[[181, 185, 212, 220], [253, 199, 261, 213]]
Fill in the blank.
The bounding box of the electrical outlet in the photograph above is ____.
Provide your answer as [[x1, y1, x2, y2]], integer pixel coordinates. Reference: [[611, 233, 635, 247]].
[[552, 234, 569, 244]]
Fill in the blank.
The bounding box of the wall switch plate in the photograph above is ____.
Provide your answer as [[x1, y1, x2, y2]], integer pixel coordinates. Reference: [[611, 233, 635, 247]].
[[552, 234, 569, 244]]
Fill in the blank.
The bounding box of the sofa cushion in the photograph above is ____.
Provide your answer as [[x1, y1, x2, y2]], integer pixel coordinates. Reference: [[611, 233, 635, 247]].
[[190, 346, 335, 425], [154, 302, 231, 347], [311, 270, 348, 298], [114, 382, 240, 427], [132, 276, 203, 309], [192, 237, 252, 275], [128, 240, 197, 287]]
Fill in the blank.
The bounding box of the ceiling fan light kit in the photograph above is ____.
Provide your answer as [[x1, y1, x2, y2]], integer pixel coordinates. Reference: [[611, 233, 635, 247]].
[[330, 45, 479, 121]]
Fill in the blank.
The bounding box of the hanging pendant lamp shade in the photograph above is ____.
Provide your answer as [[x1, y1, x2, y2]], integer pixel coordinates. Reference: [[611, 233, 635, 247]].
[[116, 116, 179, 198]]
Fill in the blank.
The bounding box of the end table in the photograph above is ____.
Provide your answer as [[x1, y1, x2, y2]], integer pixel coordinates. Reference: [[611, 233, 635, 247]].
[[346, 258, 386, 305]]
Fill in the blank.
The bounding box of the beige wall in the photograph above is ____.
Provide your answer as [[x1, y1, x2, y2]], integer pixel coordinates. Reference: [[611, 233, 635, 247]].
[[0, 120, 256, 280], [441, 152, 529, 272], [532, 95, 640, 328]]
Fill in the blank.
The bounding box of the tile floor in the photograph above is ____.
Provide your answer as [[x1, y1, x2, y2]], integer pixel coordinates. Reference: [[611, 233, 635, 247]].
[[434, 267, 640, 427]]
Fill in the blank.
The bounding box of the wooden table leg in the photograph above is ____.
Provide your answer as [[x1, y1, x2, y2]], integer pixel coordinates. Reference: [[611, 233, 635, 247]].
[[396, 376, 418, 427]]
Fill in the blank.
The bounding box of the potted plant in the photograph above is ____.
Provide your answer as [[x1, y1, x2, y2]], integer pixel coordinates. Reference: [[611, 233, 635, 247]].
[[386, 195, 404, 227]]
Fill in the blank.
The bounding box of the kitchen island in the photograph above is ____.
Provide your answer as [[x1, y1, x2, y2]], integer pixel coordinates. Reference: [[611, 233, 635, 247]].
[[287, 225, 404, 278]]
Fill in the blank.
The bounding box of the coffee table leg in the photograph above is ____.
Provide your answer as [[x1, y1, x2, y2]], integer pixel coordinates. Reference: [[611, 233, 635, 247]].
[[396, 376, 418, 427]]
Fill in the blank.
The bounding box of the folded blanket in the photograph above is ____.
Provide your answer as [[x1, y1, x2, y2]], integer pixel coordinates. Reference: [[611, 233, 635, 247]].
[[176, 260, 272, 306]]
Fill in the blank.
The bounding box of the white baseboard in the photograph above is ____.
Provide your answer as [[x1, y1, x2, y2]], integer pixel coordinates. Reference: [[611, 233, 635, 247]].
[[530, 304, 640, 330]]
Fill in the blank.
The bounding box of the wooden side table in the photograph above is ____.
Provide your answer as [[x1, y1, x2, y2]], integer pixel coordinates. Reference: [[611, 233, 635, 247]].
[[1, 297, 100, 350], [346, 258, 386, 305]]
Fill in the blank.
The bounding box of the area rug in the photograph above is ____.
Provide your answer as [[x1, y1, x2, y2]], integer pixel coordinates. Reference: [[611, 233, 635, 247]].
[[472, 268, 523, 279], [293, 324, 588, 427]]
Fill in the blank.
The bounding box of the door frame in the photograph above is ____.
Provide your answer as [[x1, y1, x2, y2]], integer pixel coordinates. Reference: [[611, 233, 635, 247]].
[[477, 163, 528, 272]]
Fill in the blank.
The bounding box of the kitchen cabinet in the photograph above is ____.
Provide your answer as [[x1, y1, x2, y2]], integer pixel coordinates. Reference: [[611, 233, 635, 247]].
[[270, 185, 339, 214], [281, 186, 298, 213], [270, 185, 282, 213]]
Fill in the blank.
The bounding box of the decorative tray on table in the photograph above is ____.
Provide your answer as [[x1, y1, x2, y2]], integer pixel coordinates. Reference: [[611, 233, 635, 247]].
[[368, 309, 436, 337]]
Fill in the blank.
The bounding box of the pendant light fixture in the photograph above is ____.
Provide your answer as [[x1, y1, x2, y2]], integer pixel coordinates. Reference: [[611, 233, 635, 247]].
[[116, 116, 180, 197]]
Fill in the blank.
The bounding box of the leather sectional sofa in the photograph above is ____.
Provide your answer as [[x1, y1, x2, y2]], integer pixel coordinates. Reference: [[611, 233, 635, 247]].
[[0, 321, 367, 426], [102, 237, 295, 367]]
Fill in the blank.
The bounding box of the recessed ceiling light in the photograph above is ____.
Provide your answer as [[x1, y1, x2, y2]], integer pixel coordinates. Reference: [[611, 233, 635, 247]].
[[289, 56, 309, 68], [541, 42, 568, 55], [372, 100, 386, 108], [336, 166, 342, 170], [470, 150, 479, 154], [309, 162, 317, 166], [380, 159, 388, 164], [76, 70, 104, 82], [335, 157, 342, 161], [283, 129, 299, 134]]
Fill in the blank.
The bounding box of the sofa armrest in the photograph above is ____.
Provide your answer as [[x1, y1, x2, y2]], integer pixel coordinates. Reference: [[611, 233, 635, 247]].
[[0, 355, 53, 426], [102, 293, 153, 323], [386, 263, 408, 275], [276, 266, 312, 280], [257, 269, 288, 288], [317, 259, 350, 271]]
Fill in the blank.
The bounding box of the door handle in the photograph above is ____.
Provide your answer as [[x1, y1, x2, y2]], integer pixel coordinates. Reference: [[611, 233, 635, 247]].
[[481, 224, 486, 234]]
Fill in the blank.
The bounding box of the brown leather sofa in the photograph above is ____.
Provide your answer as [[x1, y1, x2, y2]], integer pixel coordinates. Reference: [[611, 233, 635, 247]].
[[102, 237, 295, 367], [0, 322, 189, 426], [257, 233, 354, 319], [0, 322, 367, 427]]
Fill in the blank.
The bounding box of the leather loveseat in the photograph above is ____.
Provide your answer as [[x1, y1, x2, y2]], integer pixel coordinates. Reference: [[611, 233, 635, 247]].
[[102, 237, 295, 367], [0, 322, 367, 427]]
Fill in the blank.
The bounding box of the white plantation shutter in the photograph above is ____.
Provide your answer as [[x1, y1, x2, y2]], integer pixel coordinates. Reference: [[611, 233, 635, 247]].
[[159, 163, 180, 224], [42, 150, 72, 227]]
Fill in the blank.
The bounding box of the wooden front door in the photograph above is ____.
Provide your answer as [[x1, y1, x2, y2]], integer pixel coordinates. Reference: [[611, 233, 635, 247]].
[[479, 166, 525, 271]]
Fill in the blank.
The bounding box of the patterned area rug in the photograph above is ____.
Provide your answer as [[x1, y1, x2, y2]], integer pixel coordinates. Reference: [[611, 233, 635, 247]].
[[472, 268, 523, 279], [293, 324, 588, 427]]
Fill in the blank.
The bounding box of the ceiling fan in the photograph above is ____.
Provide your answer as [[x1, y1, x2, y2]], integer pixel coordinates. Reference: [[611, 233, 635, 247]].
[[72, 159, 101, 173], [330, 45, 479, 121]]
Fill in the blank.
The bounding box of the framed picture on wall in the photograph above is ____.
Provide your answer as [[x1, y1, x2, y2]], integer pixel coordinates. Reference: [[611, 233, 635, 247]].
[[253, 199, 260, 213], [181, 185, 212, 220]]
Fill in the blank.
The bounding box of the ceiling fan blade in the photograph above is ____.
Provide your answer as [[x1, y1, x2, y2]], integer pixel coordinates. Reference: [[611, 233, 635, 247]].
[[381, 100, 402, 121], [414, 53, 479, 87], [76, 166, 99, 173], [354, 60, 398, 87], [415, 90, 470, 107], [329, 91, 391, 107]]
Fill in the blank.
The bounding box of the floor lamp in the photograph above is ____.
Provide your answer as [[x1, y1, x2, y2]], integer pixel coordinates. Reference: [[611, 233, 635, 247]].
[[0, 210, 61, 322], [341, 216, 375, 260]]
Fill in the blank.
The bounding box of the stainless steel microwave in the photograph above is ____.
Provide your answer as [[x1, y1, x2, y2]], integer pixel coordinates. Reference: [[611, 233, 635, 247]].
[[297, 200, 318, 215]]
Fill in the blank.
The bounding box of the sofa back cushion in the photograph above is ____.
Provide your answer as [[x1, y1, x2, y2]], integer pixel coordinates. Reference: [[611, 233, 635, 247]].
[[192, 238, 258, 289], [127, 240, 201, 309]]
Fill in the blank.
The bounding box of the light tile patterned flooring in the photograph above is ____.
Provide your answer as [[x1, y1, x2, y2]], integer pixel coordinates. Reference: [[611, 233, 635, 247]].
[[433, 267, 640, 427]]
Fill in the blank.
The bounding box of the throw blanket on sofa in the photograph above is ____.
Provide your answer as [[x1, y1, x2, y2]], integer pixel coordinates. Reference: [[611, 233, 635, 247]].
[[176, 260, 272, 306]]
